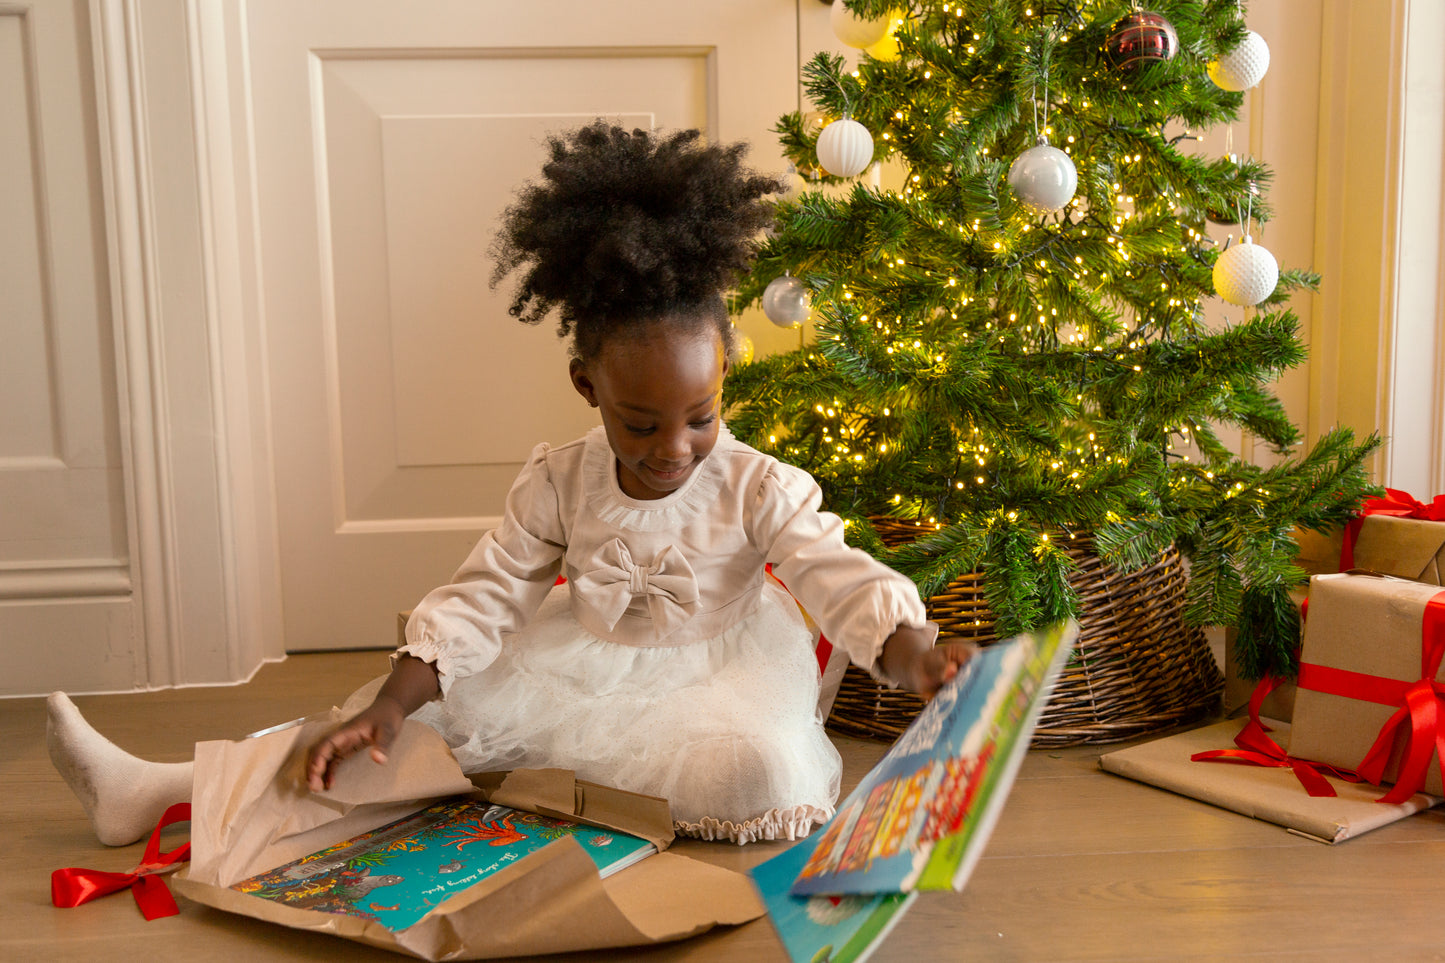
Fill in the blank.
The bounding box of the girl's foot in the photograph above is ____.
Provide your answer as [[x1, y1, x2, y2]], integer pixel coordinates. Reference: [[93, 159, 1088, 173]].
[[45, 692, 194, 846]]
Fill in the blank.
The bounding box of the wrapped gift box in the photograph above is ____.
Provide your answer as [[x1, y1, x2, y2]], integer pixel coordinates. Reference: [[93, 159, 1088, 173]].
[[1224, 512, 1445, 722], [1099, 718, 1438, 844], [1286, 573, 1445, 798], [1293, 525, 1346, 578], [1351, 514, 1445, 585]]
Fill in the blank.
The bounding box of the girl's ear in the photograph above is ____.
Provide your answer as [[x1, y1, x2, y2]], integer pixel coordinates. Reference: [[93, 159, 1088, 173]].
[[569, 358, 599, 408]]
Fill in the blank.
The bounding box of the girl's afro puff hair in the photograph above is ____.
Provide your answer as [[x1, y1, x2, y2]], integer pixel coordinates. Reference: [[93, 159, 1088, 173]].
[[491, 122, 778, 356]]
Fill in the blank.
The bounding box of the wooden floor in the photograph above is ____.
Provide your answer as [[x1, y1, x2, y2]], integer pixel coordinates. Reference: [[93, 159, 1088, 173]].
[[5, 651, 1443, 962]]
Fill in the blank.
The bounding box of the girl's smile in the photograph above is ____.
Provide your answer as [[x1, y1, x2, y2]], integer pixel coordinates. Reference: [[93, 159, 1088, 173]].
[[569, 324, 729, 500]]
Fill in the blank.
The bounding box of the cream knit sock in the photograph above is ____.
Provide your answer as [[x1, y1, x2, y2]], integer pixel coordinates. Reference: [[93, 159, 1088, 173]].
[[46, 692, 194, 847]]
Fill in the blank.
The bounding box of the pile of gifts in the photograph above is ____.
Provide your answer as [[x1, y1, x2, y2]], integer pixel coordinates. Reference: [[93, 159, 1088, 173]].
[[1102, 489, 1445, 842], [1277, 489, 1445, 799]]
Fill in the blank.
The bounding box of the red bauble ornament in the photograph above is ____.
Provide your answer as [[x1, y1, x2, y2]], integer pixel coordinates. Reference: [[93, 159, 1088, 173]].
[[1107, 12, 1179, 71]]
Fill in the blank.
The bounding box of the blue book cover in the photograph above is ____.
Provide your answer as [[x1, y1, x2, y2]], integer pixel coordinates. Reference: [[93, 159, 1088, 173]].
[[790, 621, 1076, 897], [231, 798, 655, 932], [750, 827, 916, 963]]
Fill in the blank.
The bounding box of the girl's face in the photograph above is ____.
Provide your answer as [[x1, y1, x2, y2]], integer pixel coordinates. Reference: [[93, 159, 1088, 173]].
[[570, 325, 728, 500]]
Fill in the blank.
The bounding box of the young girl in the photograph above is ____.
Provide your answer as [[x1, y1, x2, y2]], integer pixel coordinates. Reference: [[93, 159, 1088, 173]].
[[50, 122, 973, 847]]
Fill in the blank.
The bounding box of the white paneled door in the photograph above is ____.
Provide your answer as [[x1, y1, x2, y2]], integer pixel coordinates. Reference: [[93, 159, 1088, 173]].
[[242, 2, 800, 649]]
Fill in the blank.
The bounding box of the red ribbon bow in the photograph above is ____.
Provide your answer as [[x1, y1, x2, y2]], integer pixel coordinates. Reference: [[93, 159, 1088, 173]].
[[51, 803, 192, 921], [1299, 593, 1445, 804], [1191, 676, 1363, 796], [1340, 489, 1445, 570]]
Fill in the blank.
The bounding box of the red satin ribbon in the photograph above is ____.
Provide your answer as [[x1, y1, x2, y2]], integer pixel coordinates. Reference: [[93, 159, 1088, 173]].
[[1340, 489, 1445, 570], [1297, 593, 1445, 804], [52, 803, 192, 921], [765, 564, 836, 677], [1191, 676, 1361, 796]]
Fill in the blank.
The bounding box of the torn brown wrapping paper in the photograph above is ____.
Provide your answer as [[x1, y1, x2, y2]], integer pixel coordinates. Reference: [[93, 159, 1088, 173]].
[[170, 715, 764, 960], [1099, 719, 1439, 844], [1286, 573, 1445, 796]]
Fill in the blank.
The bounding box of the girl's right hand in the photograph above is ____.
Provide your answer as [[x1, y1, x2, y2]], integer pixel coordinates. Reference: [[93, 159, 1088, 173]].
[[305, 695, 407, 793]]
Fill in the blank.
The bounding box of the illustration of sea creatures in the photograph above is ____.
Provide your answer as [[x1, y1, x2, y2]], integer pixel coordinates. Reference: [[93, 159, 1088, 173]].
[[281, 859, 335, 881], [277, 867, 404, 917], [590, 834, 613, 847], [369, 903, 400, 912], [442, 810, 527, 849], [437, 859, 463, 874]]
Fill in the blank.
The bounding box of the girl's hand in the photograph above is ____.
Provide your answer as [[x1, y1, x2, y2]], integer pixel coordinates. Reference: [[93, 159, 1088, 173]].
[[878, 622, 977, 699], [303, 653, 441, 792], [901, 640, 978, 699], [306, 696, 407, 792]]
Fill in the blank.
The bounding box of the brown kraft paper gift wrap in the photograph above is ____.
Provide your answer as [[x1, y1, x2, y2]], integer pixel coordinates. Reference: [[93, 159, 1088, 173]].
[[1349, 514, 1445, 586], [169, 714, 764, 960], [1286, 573, 1445, 799]]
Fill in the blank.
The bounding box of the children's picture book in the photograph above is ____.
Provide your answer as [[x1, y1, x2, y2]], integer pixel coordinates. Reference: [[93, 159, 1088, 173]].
[[230, 798, 655, 933], [750, 621, 1076, 962], [749, 821, 917, 963], [786, 618, 1080, 896], [790, 620, 1076, 897]]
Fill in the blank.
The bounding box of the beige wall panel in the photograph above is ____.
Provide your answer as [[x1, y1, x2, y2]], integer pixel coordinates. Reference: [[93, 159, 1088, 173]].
[[0, 599, 137, 693]]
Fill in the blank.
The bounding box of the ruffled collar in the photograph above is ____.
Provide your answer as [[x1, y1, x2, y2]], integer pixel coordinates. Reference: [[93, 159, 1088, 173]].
[[583, 423, 732, 533]]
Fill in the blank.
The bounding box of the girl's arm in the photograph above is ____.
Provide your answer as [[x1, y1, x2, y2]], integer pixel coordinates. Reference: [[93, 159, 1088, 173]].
[[878, 623, 977, 699], [305, 654, 441, 792]]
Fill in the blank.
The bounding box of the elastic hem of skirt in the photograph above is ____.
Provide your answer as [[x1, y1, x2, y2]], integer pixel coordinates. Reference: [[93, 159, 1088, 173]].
[[672, 803, 832, 845]]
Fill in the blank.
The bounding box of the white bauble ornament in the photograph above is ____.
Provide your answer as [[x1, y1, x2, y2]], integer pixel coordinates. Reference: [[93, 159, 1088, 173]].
[[816, 116, 874, 178], [831, 1, 890, 48], [865, 15, 903, 61], [762, 275, 812, 327], [780, 163, 807, 198], [1208, 30, 1270, 92], [733, 332, 756, 364], [1213, 235, 1278, 306], [1007, 139, 1078, 214]]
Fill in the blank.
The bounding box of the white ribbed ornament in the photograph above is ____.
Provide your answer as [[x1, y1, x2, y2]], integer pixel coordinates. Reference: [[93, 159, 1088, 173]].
[[816, 117, 874, 178], [762, 275, 812, 327], [1007, 140, 1077, 214], [831, 1, 890, 48], [1207, 30, 1270, 92], [1213, 236, 1278, 306]]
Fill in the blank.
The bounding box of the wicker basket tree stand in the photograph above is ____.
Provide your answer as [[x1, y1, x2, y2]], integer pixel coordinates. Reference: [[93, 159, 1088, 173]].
[[828, 519, 1224, 748]]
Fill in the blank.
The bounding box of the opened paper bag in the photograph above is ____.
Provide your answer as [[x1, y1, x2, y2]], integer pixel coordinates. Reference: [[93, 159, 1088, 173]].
[[170, 713, 763, 960]]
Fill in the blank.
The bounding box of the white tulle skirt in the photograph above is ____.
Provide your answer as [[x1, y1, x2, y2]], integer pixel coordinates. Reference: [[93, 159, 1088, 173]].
[[364, 581, 841, 844]]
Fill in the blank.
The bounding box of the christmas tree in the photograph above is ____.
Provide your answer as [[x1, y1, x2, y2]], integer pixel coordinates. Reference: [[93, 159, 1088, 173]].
[[727, 0, 1378, 681]]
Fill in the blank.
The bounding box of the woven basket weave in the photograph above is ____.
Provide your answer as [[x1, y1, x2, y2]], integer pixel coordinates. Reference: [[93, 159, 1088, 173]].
[[827, 518, 1223, 747]]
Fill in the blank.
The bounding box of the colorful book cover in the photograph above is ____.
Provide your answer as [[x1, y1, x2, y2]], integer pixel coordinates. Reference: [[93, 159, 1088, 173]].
[[230, 798, 655, 932], [749, 826, 916, 963], [791, 620, 1076, 897]]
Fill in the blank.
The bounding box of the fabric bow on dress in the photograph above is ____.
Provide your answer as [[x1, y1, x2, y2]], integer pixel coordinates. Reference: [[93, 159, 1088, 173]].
[[574, 538, 700, 637]]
